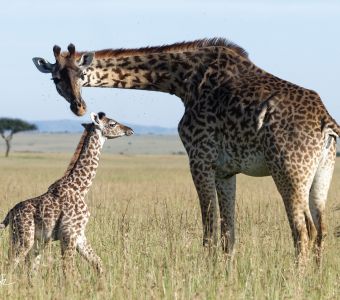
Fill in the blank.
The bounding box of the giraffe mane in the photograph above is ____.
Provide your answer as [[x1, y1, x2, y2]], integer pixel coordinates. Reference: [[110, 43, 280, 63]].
[[63, 124, 93, 177], [76, 38, 248, 59]]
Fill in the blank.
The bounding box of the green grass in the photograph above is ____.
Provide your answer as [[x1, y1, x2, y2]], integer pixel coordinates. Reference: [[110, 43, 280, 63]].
[[0, 153, 339, 299]]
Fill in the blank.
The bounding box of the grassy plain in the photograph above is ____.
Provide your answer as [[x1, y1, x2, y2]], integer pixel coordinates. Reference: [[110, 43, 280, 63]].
[[0, 134, 339, 299]]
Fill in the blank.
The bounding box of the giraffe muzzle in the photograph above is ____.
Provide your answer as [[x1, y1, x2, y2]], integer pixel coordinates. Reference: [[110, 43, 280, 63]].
[[70, 100, 87, 116], [125, 127, 134, 136]]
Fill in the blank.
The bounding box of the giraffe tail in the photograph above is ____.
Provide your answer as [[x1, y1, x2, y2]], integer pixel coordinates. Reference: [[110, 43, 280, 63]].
[[0, 211, 11, 229], [323, 115, 340, 137], [328, 122, 340, 137]]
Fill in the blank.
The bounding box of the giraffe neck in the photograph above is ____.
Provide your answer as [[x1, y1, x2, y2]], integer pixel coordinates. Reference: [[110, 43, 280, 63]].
[[65, 125, 105, 195], [63, 128, 89, 177], [79, 48, 216, 101]]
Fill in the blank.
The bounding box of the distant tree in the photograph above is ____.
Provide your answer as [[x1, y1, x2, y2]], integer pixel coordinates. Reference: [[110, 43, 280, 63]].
[[0, 118, 37, 157]]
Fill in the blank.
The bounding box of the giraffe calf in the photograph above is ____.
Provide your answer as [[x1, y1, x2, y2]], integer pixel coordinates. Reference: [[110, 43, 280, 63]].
[[0, 112, 133, 276]]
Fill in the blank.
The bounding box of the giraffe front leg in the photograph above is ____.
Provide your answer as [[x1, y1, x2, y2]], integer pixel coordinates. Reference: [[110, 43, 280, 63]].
[[215, 175, 236, 256], [76, 235, 103, 276], [60, 236, 77, 276], [190, 161, 218, 248]]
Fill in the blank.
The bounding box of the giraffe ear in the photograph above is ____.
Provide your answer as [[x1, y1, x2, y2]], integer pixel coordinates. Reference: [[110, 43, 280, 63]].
[[90, 112, 102, 127], [32, 57, 54, 73], [78, 52, 94, 69], [81, 123, 92, 130]]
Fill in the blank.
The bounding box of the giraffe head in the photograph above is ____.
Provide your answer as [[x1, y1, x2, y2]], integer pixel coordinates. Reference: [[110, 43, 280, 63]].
[[86, 112, 134, 139], [32, 44, 94, 116]]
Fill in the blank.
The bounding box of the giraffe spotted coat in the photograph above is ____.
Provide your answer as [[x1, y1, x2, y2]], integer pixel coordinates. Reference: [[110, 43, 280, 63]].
[[33, 38, 340, 264], [0, 112, 133, 274]]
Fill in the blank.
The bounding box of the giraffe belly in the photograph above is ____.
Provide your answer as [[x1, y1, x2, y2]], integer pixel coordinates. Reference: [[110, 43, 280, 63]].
[[34, 226, 53, 241], [240, 153, 270, 177], [34, 220, 59, 241], [217, 151, 270, 177]]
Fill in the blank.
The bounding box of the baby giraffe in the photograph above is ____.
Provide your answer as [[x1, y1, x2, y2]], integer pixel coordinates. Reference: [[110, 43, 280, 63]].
[[0, 112, 133, 276]]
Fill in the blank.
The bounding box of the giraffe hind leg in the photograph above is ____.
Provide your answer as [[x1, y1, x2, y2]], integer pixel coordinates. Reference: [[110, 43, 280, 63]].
[[8, 221, 35, 272], [283, 195, 314, 266], [309, 144, 336, 265], [25, 240, 48, 275], [269, 167, 316, 267], [304, 209, 317, 247]]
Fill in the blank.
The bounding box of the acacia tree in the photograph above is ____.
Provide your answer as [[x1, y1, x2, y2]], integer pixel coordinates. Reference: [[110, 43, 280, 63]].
[[0, 118, 37, 157]]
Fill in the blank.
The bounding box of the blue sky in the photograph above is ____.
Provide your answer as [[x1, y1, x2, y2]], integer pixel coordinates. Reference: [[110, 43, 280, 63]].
[[0, 0, 339, 127]]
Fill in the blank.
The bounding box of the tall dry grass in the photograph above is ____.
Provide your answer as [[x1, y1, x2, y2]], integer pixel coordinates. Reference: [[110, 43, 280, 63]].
[[0, 153, 339, 299]]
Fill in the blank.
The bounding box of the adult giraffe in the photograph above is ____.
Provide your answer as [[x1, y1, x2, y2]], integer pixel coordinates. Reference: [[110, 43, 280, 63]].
[[33, 38, 340, 264]]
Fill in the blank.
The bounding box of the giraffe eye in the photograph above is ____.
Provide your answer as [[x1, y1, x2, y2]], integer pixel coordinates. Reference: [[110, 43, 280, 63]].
[[109, 122, 117, 127]]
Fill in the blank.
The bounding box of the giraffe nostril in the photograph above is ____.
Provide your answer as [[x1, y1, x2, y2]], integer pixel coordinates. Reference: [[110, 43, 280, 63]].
[[126, 128, 134, 136], [70, 102, 86, 116]]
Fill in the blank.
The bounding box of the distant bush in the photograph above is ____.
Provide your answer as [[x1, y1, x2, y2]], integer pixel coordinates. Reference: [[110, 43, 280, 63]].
[[171, 151, 186, 155]]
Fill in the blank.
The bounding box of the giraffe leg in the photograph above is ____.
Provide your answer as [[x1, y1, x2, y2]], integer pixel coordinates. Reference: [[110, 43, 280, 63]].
[[267, 164, 315, 266], [279, 188, 316, 267], [9, 243, 34, 271], [263, 135, 324, 267], [60, 236, 77, 276], [8, 219, 35, 271], [309, 143, 336, 266], [25, 240, 47, 275], [190, 164, 218, 248], [215, 175, 236, 255], [76, 235, 103, 275]]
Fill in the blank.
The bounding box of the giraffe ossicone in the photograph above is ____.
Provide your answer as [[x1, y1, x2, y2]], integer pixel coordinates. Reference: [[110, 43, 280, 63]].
[[0, 112, 133, 275], [33, 38, 340, 265]]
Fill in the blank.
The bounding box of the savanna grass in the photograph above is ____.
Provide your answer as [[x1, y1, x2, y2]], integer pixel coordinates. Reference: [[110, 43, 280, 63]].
[[0, 153, 339, 299]]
